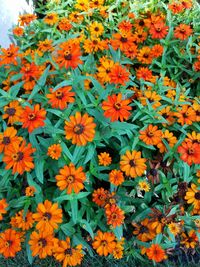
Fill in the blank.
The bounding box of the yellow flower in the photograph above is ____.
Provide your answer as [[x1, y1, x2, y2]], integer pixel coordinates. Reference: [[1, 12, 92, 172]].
[[89, 21, 104, 37], [168, 222, 181, 236], [185, 183, 200, 208], [138, 180, 150, 192]]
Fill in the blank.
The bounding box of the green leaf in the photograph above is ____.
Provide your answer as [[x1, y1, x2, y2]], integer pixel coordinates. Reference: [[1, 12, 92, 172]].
[[61, 222, 76, 236], [70, 199, 78, 224], [113, 225, 123, 240], [26, 234, 33, 265], [35, 160, 44, 184], [80, 219, 94, 239]]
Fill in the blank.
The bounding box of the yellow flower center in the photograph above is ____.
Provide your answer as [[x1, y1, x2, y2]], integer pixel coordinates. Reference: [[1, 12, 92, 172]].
[[114, 102, 121, 110], [67, 175, 74, 183], [38, 238, 47, 247], [12, 152, 24, 162], [28, 113, 36, 121]]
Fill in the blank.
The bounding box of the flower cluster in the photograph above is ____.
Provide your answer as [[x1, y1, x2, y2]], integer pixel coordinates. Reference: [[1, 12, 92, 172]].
[[0, 0, 200, 266]]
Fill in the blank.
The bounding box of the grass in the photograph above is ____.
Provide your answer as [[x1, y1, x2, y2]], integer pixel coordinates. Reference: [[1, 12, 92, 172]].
[[0, 250, 200, 267]]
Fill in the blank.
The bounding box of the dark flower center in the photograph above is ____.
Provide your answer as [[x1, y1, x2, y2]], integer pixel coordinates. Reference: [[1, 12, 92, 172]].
[[120, 37, 128, 43], [38, 238, 47, 247], [150, 168, 157, 176], [64, 53, 72, 60], [56, 91, 64, 99], [12, 151, 24, 162], [5, 108, 16, 116], [94, 27, 99, 31], [74, 124, 84, 135], [5, 240, 13, 247], [195, 192, 200, 200], [67, 175, 74, 183], [101, 240, 107, 246], [93, 40, 98, 45], [111, 213, 117, 220], [28, 113, 36, 121], [129, 159, 135, 167], [65, 248, 72, 255], [139, 20, 145, 26], [147, 131, 154, 137], [2, 136, 11, 145], [140, 225, 148, 233], [114, 102, 121, 110], [188, 148, 194, 155], [44, 212, 52, 221]]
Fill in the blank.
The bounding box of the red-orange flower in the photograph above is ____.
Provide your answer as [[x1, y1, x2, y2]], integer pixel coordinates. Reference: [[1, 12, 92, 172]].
[[47, 144, 62, 160], [92, 188, 109, 207], [146, 244, 166, 263], [102, 93, 132, 122], [120, 150, 147, 178], [177, 142, 200, 165], [56, 163, 86, 194], [0, 229, 21, 258], [149, 22, 168, 39], [64, 112, 96, 146], [109, 169, 124, 186], [92, 230, 116, 256], [174, 24, 193, 40], [139, 125, 162, 145], [33, 200, 63, 233], [0, 44, 19, 66], [55, 40, 83, 69], [3, 140, 36, 175], [108, 64, 130, 86], [46, 86, 75, 110], [21, 104, 46, 133], [174, 105, 196, 126], [0, 127, 22, 153], [0, 199, 8, 221], [105, 204, 125, 228]]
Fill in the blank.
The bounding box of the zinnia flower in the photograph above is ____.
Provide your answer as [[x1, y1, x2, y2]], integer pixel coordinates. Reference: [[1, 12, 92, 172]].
[[21, 104, 46, 133], [33, 200, 63, 233], [98, 152, 112, 166], [47, 144, 62, 160], [0, 199, 8, 221], [174, 24, 193, 40], [3, 140, 36, 175], [177, 142, 200, 165], [0, 229, 21, 258], [92, 230, 116, 256], [102, 93, 132, 122], [0, 127, 22, 153], [105, 204, 125, 228], [64, 112, 96, 146], [2, 101, 23, 125], [139, 124, 162, 146], [56, 163, 86, 194], [146, 244, 166, 262], [109, 169, 124, 186], [108, 64, 130, 86], [185, 183, 200, 208], [120, 150, 147, 178], [0, 44, 19, 66]]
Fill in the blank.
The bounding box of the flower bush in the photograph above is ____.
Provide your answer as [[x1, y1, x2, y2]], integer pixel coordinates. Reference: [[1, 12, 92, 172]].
[[0, 0, 200, 266]]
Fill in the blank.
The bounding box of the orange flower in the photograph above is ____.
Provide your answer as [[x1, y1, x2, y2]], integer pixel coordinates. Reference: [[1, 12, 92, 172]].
[[3, 140, 36, 175], [64, 112, 96, 146], [58, 18, 72, 31], [139, 125, 162, 145], [25, 186, 36, 197], [29, 230, 57, 259], [0, 229, 21, 258], [146, 244, 166, 263], [110, 32, 135, 52], [0, 127, 22, 153], [180, 230, 198, 249], [18, 13, 37, 26], [11, 210, 34, 230], [120, 150, 147, 178], [46, 86, 75, 110], [136, 67, 153, 81], [98, 152, 112, 166], [21, 104, 46, 133], [174, 105, 196, 126], [105, 204, 125, 228], [37, 39, 54, 53], [149, 22, 168, 39], [92, 188, 109, 207], [174, 24, 193, 40], [177, 142, 200, 165], [2, 101, 23, 125], [132, 218, 155, 242], [151, 44, 164, 58], [44, 13, 59, 25], [0, 44, 19, 66], [54, 237, 84, 267], [109, 169, 124, 186], [55, 40, 83, 69], [56, 163, 86, 194], [0, 199, 8, 221], [137, 46, 153, 64], [92, 230, 116, 256], [97, 57, 115, 83], [157, 130, 177, 153], [47, 144, 62, 160], [112, 238, 124, 259], [102, 93, 132, 122], [33, 200, 63, 233], [12, 26, 24, 36], [108, 64, 130, 86], [139, 91, 161, 109]]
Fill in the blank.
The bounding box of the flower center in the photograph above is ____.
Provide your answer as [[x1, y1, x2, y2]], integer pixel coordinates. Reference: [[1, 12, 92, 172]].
[[5, 240, 12, 247], [65, 248, 72, 255], [93, 40, 98, 45], [120, 37, 128, 43], [140, 226, 148, 233], [12, 151, 24, 162], [101, 240, 107, 246], [43, 212, 52, 221], [111, 213, 117, 220], [67, 175, 74, 183], [129, 159, 135, 167], [195, 192, 200, 200], [150, 168, 157, 176], [94, 27, 99, 32], [114, 102, 121, 110], [64, 51, 72, 60], [74, 124, 84, 135], [28, 113, 36, 121], [5, 108, 16, 116], [156, 27, 161, 32], [56, 91, 64, 99], [2, 136, 11, 145], [188, 148, 194, 155], [7, 51, 13, 57], [147, 131, 154, 137], [38, 238, 47, 247]]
